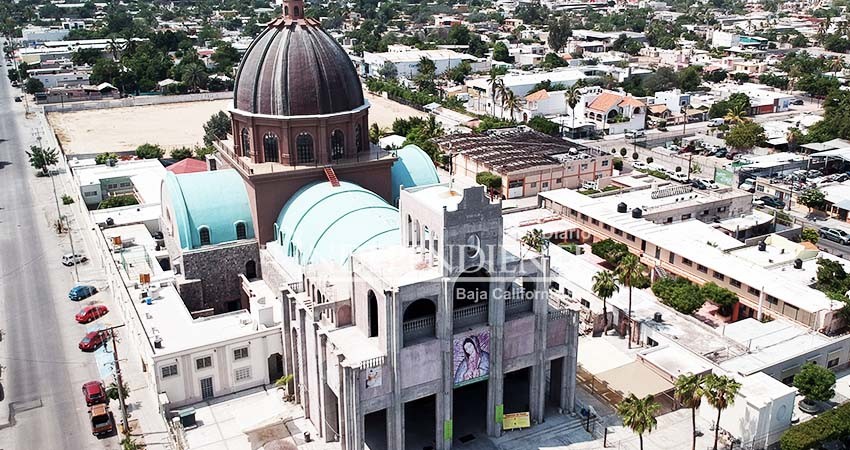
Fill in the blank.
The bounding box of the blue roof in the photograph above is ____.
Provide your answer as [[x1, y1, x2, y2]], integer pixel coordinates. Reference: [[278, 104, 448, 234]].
[[274, 181, 399, 265], [165, 169, 255, 249], [390, 144, 440, 205]]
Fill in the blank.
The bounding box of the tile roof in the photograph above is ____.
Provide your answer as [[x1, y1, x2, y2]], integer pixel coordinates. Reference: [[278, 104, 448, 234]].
[[587, 92, 623, 112], [525, 89, 550, 102]]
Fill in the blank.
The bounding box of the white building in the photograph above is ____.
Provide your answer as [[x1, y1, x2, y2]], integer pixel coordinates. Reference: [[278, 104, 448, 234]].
[[579, 87, 647, 135], [21, 25, 70, 43], [653, 89, 691, 115], [28, 67, 90, 89], [362, 46, 479, 78], [71, 158, 166, 208]]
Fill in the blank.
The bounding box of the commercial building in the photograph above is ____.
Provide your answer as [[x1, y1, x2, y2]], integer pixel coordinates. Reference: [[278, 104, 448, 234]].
[[27, 67, 91, 89], [537, 187, 844, 332], [434, 129, 614, 198], [71, 158, 166, 209], [363, 46, 481, 79]]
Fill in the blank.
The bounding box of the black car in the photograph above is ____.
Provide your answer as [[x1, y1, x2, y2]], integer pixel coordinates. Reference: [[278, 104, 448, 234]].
[[714, 149, 728, 158], [791, 99, 804, 105], [690, 179, 708, 190], [759, 195, 786, 209]]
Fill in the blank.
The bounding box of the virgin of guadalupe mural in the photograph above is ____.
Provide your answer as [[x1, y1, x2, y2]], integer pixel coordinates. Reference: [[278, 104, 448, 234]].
[[453, 331, 490, 386]]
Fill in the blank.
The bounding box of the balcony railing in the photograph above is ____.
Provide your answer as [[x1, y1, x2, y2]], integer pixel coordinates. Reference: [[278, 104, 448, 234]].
[[453, 303, 489, 329], [505, 294, 533, 318], [215, 139, 391, 176], [402, 315, 436, 344]]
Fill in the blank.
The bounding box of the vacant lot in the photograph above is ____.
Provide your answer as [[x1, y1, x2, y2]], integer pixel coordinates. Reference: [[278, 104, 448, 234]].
[[48, 91, 424, 156]]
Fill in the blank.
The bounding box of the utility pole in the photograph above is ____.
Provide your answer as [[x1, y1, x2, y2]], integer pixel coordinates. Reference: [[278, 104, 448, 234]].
[[36, 130, 79, 281], [106, 324, 130, 436]]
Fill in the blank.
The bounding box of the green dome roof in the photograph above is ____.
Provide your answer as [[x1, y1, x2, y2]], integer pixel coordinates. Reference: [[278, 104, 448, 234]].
[[274, 181, 399, 265], [165, 169, 255, 250]]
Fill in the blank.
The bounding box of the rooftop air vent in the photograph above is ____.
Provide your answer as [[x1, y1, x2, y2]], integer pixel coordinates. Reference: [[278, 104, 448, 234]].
[[758, 241, 766, 252], [794, 258, 803, 269], [617, 202, 628, 213], [632, 208, 643, 218]]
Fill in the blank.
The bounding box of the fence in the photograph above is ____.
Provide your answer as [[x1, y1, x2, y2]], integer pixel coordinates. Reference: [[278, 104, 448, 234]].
[[42, 91, 232, 113]]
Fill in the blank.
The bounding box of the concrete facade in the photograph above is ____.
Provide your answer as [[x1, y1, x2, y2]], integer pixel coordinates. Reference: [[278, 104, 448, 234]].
[[271, 185, 579, 450]]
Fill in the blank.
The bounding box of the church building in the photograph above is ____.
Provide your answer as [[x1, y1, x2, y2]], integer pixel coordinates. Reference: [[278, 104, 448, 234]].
[[158, 1, 580, 448]]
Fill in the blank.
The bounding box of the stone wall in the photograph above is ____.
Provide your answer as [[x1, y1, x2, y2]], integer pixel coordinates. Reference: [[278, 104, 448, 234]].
[[180, 240, 261, 313]]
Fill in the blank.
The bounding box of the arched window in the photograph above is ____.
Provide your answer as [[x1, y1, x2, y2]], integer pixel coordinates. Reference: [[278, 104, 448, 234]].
[[198, 227, 211, 246], [330, 129, 345, 160], [355, 124, 364, 153], [263, 133, 279, 163], [284, 5, 289, 16], [235, 222, 247, 240], [633, 107, 642, 114], [241, 128, 251, 158], [294, 6, 300, 18], [367, 290, 378, 338], [245, 260, 257, 279], [296, 133, 314, 164]]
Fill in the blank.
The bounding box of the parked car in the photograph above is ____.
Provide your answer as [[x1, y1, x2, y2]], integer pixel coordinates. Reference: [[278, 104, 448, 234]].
[[820, 227, 850, 245], [739, 181, 755, 192], [88, 404, 114, 437], [714, 149, 728, 158], [633, 161, 648, 170], [691, 179, 708, 190], [835, 174, 849, 183], [62, 253, 88, 266], [791, 99, 805, 105], [758, 195, 786, 209], [14, 96, 21, 102], [75, 304, 109, 324], [82, 381, 107, 406], [708, 118, 725, 127], [625, 129, 646, 139], [699, 178, 719, 189], [69, 285, 98, 301], [79, 330, 108, 352], [671, 172, 689, 183]]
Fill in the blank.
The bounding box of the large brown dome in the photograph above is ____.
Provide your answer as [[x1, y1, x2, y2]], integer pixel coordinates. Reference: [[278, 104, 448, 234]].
[[233, 17, 365, 117]]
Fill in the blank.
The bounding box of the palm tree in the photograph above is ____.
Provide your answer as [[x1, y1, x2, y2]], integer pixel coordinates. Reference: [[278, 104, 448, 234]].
[[674, 374, 706, 450], [182, 63, 207, 92], [423, 114, 444, 139], [565, 84, 582, 137], [502, 88, 523, 122], [617, 393, 659, 450], [520, 228, 546, 253], [106, 37, 123, 61], [704, 374, 742, 450], [830, 57, 844, 76], [591, 270, 618, 334], [723, 104, 747, 125], [486, 68, 503, 116], [615, 253, 645, 349]]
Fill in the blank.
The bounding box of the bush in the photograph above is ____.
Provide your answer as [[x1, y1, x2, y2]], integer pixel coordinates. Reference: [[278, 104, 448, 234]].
[[613, 157, 623, 171], [651, 277, 705, 314], [95, 152, 118, 165], [61, 194, 74, 205], [675, 166, 682, 172], [646, 157, 654, 164], [591, 239, 629, 265], [701, 282, 738, 316], [170, 146, 194, 160], [620, 148, 627, 157], [135, 143, 164, 159], [632, 152, 639, 160], [780, 400, 850, 450], [560, 243, 578, 254], [794, 362, 836, 403], [802, 227, 819, 244], [98, 195, 139, 209]]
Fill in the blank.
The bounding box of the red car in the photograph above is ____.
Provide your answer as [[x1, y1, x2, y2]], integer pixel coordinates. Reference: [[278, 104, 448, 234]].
[[79, 330, 108, 352], [75, 305, 109, 324], [82, 381, 107, 406]]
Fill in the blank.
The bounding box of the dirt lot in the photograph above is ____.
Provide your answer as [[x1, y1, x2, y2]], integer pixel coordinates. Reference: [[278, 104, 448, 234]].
[[48, 91, 424, 156]]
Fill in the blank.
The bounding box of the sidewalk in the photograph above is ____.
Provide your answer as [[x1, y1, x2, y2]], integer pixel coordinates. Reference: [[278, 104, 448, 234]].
[[35, 109, 172, 448]]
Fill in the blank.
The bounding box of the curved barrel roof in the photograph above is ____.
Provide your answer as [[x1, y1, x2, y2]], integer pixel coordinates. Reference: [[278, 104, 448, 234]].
[[390, 144, 440, 205]]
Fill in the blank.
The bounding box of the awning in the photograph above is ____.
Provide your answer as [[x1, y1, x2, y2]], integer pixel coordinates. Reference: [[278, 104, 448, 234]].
[[595, 361, 674, 398]]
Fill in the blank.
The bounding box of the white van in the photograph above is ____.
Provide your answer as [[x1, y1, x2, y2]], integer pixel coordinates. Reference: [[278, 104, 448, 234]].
[[708, 118, 725, 127], [633, 161, 649, 170], [671, 172, 689, 183], [62, 253, 87, 266]]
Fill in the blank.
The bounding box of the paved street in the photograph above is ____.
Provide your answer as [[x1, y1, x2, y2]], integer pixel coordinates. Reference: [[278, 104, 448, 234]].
[[0, 51, 119, 448]]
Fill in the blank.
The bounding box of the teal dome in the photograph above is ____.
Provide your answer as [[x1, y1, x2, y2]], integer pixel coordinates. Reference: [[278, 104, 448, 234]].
[[165, 169, 255, 250], [274, 181, 399, 265], [390, 144, 440, 205]]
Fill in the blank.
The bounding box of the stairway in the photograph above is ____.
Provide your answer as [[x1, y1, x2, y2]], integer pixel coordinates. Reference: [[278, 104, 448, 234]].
[[323, 166, 340, 187]]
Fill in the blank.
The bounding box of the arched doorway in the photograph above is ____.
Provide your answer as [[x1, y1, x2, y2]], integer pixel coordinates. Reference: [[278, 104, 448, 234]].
[[296, 132, 314, 164], [330, 129, 345, 160], [368, 290, 379, 337], [263, 133, 279, 163], [245, 260, 257, 279], [241, 128, 251, 158], [267, 353, 284, 384]]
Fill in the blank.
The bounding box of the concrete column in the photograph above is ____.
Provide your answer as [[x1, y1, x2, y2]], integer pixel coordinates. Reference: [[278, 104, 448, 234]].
[[562, 310, 579, 413], [317, 331, 328, 439], [280, 290, 294, 387], [529, 257, 550, 424], [437, 277, 453, 450], [386, 290, 404, 449], [487, 268, 505, 437], [757, 287, 766, 321], [298, 309, 310, 419], [337, 354, 347, 448]]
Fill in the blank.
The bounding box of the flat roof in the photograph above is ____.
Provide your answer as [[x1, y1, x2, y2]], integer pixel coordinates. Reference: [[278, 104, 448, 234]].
[[434, 130, 601, 173], [719, 318, 834, 375], [352, 244, 442, 288], [365, 48, 477, 63], [539, 188, 838, 314], [641, 345, 715, 379], [597, 360, 674, 397], [73, 159, 166, 204]]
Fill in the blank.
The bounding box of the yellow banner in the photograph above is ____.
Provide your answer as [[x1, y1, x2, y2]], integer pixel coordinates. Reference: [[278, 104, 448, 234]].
[[502, 412, 530, 430]]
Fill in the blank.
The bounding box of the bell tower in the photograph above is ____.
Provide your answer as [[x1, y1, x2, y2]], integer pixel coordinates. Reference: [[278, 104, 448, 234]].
[[283, 0, 305, 19]]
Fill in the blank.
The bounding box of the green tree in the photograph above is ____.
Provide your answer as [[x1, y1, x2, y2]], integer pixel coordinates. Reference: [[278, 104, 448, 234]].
[[182, 63, 208, 92], [677, 66, 702, 91], [725, 121, 765, 151], [414, 56, 437, 94], [203, 111, 230, 146], [106, 380, 130, 401], [378, 61, 398, 80], [527, 116, 560, 136], [701, 282, 738, 316], [212, 41, 240, 74], [798, 188, 826, 211], [801, 228, 819, 244], [135, 143, 165, 159], [794, 362, 836, 411], [26, 146, 59, 175], [501, 88, 523, 121], [591, 239, 629, 265], [674, 373, 705, 450], [521, 228, 546, 252], [592, 270, 619, 333], [72, 48, 102, 66], [493, 41, 511, 63], [99, 194, 139, 209], [475, 171, 503, 196], [704, 374, 742, 450], [652, 277, 705, 314], [565, 84, 582, 135], [24, 77, 45, 94], [95, 152, 118, 165], [616, 254, 647, 349], [547, 16, 572, 52], [617, 394, 659, 450], [170, 147, 194, 160]]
